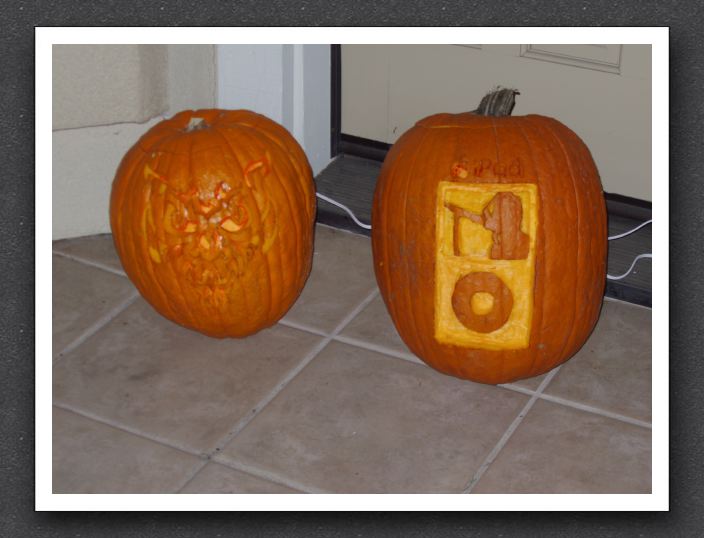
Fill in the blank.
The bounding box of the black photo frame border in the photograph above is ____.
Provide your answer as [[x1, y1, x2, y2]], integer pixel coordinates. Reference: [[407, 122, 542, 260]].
[[2, 1, 700, 535]]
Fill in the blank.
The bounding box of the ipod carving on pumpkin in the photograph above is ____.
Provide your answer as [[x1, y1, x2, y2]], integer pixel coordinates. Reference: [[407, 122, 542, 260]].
[[434, 182, 538, 350]]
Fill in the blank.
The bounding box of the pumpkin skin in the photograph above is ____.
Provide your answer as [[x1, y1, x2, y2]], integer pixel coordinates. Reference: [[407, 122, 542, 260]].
[[110, 109, 316, 338], [371, 111, 607, 384]]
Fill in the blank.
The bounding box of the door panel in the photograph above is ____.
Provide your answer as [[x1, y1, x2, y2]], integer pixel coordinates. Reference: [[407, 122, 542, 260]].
[[520, 44, 623, 73], [341, 44, 651, 201]]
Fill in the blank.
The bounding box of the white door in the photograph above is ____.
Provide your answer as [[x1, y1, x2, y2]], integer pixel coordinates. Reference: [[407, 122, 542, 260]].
[[341, 44, 651, 201]]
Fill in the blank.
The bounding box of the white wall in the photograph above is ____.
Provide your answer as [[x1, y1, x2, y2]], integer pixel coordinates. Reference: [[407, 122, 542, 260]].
[[167, 44, 218, 113], [217, 44, 331, 176], [52, 118, 166, 240], [217, 45, 287, 122]]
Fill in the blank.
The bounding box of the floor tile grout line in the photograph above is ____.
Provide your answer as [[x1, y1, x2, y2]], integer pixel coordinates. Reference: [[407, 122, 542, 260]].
[[53, 403, 204, 459], [331, 334, 425, 365], [498, 383, 539, 398], [54, 289, 140, 361], [461, 367, 561, 494], [173, 288, 381, 494], [53, 250, 128, 278], [208, 456, 326, 494], [53, 403, 315, 494], [500, 384, 651, 429], [173, 464, 210, 494], [277, 318, 330, 337], [536, 393, 652, 429]]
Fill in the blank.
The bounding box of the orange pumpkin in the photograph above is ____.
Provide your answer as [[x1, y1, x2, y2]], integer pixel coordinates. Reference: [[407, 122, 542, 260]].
[[371, 90, 607, 384], [110, 109, 316, 337]]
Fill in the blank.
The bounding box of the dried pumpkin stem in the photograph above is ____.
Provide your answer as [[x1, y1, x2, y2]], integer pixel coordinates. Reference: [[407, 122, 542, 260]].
[[474, 87, 520, 117], [186, 117, 206, 131]]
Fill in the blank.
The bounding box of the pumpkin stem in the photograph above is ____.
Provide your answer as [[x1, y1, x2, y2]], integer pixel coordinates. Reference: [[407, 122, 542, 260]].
[[474, 87, 520, 117], [186, 117, 206, 132]]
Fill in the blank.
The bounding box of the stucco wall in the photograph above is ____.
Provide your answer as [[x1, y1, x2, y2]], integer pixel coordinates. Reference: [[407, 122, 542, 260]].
[[53, 45, 169, 129]]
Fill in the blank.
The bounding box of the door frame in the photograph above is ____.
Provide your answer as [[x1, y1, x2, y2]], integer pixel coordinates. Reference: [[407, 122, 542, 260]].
[[330, 44, 391, 162], [217, 44, 332, 175]]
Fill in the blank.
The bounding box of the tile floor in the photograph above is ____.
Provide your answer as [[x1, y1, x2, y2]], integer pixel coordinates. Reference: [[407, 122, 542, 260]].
[[52, 224, 652, 494]]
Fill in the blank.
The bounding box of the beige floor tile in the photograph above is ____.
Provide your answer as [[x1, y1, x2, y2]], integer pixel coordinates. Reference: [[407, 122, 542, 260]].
[[50, 230, 652, 496], [542, 301, 652, 422], [53, 407, 201, 493], [180, 462, 301, 494], [338, 294, 412, 356], [282, 225, 377, 333], [53, 255, 136, 355], [472, 399, 651, 493], [219, 341, 529, 493], [53, 234, 125, 273], [53, 298, 323, 454]]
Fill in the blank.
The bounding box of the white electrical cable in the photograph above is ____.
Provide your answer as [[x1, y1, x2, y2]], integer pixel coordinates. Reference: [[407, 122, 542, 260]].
[[607, 253, 652, 281], [608, 219, 652, 241], [316, 192, 372, 230], [606, 219, 652, 280]]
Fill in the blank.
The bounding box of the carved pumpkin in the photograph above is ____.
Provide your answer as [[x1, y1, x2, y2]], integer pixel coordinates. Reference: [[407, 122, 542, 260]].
[[371, 90, 607, 384], [110, 109, 316, 337]]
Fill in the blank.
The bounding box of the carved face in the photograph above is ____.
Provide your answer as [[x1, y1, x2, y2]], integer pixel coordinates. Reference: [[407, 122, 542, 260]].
[[110, 109, 316, 338], [143, 156, 276, 292]]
